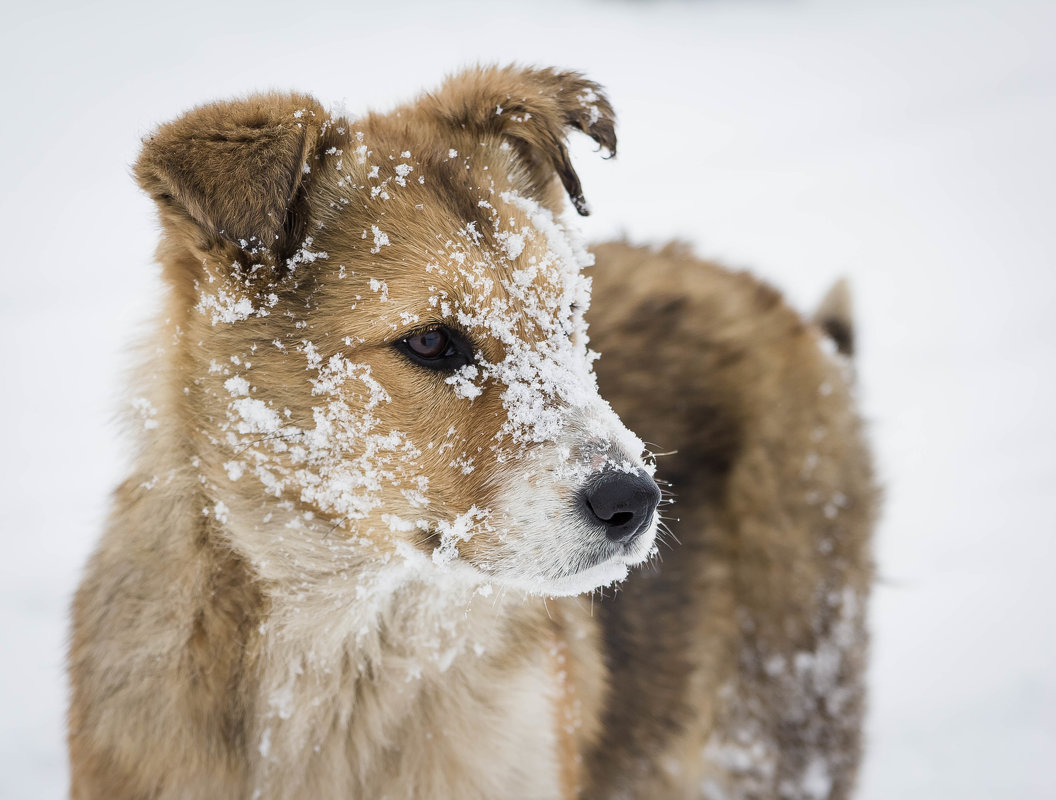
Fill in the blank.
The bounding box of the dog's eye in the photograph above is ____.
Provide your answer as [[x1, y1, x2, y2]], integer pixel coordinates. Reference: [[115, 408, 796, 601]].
[[396, 326, 473, 371], [406, 329, 450, 358]]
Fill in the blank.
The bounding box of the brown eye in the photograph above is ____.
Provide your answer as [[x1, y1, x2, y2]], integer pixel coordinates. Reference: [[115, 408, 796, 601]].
[[406, 328, 450, 359], [395, 326, 473, 372]]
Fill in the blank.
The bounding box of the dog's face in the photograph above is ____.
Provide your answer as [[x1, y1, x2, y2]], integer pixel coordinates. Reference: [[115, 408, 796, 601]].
[[136, 67, 659, 597]]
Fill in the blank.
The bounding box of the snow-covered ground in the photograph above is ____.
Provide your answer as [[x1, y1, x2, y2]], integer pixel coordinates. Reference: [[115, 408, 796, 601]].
[[2, 0, 1053, 796]]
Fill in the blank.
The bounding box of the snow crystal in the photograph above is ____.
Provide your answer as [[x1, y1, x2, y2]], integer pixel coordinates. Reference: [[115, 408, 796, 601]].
[[231, 397, 282, 435], [497, 230, 525, 260], [224, 375, 250, 396], [368, 277, 389, 301], [577, 88, 602, 127], [444, 364, 482, 400], [382, 513, 415, 533], [370, 226, 389, 254], [432, 506, 490, 567], [196, 281, 281, 325], [394, 163, 413, 187], [131, 396, 158, 430], [285, 238, 328, 270], [197, 288, 256, 325]]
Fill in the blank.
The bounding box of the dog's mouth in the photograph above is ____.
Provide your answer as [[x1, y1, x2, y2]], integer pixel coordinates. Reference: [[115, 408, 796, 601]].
[[472, 505, 660, 599], [595, 511, 660, 567], [525, 521, 660, 598]]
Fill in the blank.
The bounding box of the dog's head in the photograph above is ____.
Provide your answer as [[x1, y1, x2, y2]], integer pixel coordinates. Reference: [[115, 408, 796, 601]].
[[136, 66, 659, 597]]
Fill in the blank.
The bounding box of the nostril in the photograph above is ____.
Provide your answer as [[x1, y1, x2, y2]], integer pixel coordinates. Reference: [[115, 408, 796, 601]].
[[583, 498, 634, 528], [580, 469, 662, 545]]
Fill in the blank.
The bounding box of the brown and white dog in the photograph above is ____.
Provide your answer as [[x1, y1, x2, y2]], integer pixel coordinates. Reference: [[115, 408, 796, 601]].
[[68, 66, 876, 800]]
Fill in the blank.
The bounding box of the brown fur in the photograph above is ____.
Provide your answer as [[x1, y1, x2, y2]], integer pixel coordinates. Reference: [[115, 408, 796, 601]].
[[586, 242, 876, 798], [68, 66, 875, 799]]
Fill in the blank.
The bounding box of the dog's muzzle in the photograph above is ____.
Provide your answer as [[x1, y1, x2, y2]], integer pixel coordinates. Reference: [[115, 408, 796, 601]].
[[578, 469, 661, 545]]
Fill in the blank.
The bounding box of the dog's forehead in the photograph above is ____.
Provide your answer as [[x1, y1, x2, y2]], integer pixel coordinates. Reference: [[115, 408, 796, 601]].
[[421, 195, 577, 301], [314, 135, 590, 339]]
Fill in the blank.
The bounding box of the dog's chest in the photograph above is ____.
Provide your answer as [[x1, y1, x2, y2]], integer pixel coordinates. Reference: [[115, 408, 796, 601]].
[[247, 585, 563, 800]]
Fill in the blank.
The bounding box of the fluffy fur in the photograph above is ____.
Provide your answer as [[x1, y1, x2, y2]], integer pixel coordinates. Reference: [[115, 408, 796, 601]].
[[68, 66, 876, 799], [587, 242, 875, 798]]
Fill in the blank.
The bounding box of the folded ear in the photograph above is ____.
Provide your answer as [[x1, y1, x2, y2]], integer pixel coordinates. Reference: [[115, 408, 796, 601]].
[[421, 65, 617, 215], [135, 92, 327, 255]]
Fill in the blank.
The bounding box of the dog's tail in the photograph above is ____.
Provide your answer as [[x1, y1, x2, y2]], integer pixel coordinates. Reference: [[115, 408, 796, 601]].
[[813, 278, 855, 357]]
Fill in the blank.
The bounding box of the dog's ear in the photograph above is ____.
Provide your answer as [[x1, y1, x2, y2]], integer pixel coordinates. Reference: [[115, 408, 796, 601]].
[[135, 93, 327, 256], [421, 65, 617, 216]]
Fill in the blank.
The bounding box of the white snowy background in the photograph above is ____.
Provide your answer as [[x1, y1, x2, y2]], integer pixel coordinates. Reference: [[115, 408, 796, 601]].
[[2, 0, 1053, 796]]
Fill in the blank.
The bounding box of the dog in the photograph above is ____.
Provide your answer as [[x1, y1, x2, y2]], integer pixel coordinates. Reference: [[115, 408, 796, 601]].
[[68, 65, 876, 799]]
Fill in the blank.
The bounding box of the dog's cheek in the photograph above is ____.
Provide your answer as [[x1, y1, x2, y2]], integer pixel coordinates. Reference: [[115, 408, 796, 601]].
[[470, 453, 575, 572]]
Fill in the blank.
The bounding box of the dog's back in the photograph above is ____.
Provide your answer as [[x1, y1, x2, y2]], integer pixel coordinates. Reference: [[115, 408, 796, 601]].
[[584, 242, 876, 799]]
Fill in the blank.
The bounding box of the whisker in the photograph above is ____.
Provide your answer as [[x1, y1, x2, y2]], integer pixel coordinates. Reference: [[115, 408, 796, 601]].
[[323, 517, 347, 540], [233, 427, 307, 456]]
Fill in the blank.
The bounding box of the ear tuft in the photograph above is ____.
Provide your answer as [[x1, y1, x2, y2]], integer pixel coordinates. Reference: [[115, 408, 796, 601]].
[[135, 93, 326, 253], [813, 278, 856, 357], [422, 65, 617, 216]]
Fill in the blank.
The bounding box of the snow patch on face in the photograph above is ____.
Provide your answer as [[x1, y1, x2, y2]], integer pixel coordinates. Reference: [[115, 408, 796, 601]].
[[476, 428, 659, 598], [197, 285, 271, 325], [432, 505, 491, 567], [195, 241, 326, 326], [203, 177, 651, 598], [497, 230, 525, 260], [216, 351, 424, 527], [425, 190, 609, 452], [231, 397, 283, 436], [444, 363, 482, 400], [356, 187, 652, 594]]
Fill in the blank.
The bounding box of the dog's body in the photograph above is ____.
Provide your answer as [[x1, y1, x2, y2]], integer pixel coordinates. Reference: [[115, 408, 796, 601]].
[[586, 243, 874, 799], [68, 67, 875, 800]]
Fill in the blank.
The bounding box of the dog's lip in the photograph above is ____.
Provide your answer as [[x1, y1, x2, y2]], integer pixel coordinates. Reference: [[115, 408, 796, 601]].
[[538, 526, 657, 596]]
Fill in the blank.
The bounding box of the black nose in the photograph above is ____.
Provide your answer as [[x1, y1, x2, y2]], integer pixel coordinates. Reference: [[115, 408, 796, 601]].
[[580, 470, 661, 544]]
